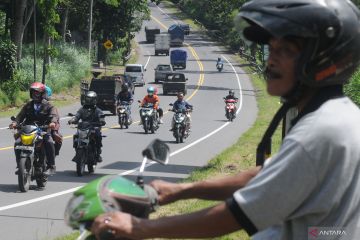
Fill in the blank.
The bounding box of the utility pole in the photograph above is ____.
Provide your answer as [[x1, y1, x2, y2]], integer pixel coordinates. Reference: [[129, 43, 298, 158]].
[[88, 0, 93, 58], [33, 0, 37, 82]]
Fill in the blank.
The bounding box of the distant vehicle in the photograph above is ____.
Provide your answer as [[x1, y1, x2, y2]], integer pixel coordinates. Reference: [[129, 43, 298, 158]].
[[179, 24, 190, 35], [88, 76, 123, 115], [154, 64, 173, 83], [168, 24, 184, 46], [154, 33, 170, 56], [163, 72, 188, 95], [145, 26, 160, 43], [124, 64, 146, 86], [170, 49, 187, 69]]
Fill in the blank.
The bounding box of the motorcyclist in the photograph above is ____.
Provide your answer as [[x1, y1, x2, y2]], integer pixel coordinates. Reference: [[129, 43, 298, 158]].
[[68, 91, 106, 162], [140, 86, 163, 124], [224, 90, 238, 115], [91, 0, 360, 239], [169, 92, 193, 131], [216, 57, 224, 69], [116, 83, 133, 123], [9, 82, 59, 175]]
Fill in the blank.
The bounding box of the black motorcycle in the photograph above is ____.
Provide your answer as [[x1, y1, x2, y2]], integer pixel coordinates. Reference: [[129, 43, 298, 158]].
[[71, 121, 100, 176], [139, 102, 159, 134], [169, 104, 192, 143], [11, 117, 49, 192], [117, 101, 132, 129]]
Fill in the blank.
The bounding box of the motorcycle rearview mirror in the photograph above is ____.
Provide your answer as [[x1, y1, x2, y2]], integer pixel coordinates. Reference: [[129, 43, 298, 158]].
[[10, 116, 16, 121], [137, 139, 170, 187], [169, 103, 174, 106], [142, 139, 169, 164], [68, 113, 75, 117]]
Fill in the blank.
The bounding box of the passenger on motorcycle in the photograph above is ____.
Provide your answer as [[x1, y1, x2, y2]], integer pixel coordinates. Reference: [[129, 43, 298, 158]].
[[140, 86, 163, 124], [116, 83, 133, 121], [68, 91, 106, 162], [9, 82, 59, 175], [170, 92, 193, 131], [224, 90, 238, 115], [44, 85, 63, 156]]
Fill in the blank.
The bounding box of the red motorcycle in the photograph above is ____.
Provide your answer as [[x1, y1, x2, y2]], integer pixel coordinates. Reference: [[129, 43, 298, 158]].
[[224, 98, 237, 121]]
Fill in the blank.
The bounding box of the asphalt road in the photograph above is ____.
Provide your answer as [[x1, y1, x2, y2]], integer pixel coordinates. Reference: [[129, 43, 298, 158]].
[[0, 2, 258, 240]]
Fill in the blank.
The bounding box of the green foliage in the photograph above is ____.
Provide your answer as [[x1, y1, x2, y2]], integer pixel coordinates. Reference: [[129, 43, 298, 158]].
[[17, 43, 91, 93], [0, 11, 5, 36], [0, 38, 17, 81], [93, 0, 149, 62], [0, 43, 91, 107], [38, 0, 61, 39], [345, 68, 360, 106]]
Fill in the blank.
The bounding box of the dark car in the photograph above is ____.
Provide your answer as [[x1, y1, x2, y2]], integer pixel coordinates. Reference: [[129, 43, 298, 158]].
[[179, 24, 190, 35], [163, 73, 188, 95], [87, 76, 124, 115]]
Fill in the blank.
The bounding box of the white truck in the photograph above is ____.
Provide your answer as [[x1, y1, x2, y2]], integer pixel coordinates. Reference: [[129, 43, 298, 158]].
[[154, 33, 170, 56]]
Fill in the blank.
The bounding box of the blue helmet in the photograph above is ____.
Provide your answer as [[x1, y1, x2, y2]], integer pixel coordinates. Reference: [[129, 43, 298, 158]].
[[147, 86, 155, 95], [45, 86, 52, 98]]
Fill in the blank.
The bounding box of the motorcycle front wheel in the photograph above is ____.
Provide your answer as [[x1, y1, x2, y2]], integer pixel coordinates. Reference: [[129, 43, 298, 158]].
[[76, 149, 86, 177], [144, 119, 149, 134], [87, 147, 95, 173], [175, 128, 180, 143], [18, 156, 31, 192]]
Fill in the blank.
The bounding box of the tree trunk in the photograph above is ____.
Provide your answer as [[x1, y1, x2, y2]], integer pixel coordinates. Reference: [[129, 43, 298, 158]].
[[61, 7, 69, 42], [11, 0, 27, 61]]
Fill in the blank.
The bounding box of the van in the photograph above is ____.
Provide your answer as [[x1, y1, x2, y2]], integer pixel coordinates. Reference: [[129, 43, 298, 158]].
[[124, 64, 146, 86]]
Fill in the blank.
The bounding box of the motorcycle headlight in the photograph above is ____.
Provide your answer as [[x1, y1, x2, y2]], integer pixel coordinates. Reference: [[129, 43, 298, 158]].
[[64, 195, 85, 229], [20, 133, 36, 145], [78, 129, 89, 139]]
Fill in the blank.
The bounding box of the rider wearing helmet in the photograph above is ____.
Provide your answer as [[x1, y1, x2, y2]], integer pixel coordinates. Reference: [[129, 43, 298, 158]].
[[9, 82, 60, 175], [170, 92, 193, 131], [68, 91, 106, 162], [224, 90, 238, 116], [116, 83, 134, 122], [91, 1, 360, 239], [141, 86, 163, 124]]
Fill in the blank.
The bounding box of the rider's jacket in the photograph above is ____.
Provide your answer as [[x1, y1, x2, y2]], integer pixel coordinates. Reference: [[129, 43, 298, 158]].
[[141, 95, 160, 109], [15, 99, 59, 125], [117, 91, 133, 103], [72, 105, 106, 126], [172, 100, 192, 111], [225, 95, 238, 101]]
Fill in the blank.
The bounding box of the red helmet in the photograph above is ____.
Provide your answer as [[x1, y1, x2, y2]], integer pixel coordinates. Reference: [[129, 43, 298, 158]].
[[30, 82, 46, 101]]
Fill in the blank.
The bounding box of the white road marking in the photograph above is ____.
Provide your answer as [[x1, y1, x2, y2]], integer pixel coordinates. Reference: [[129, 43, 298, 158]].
[[144, 52, 151, 69]]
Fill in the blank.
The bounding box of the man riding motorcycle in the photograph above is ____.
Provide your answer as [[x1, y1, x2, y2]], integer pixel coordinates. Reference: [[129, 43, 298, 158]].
[[9, 82, 59, 175], [68, 91, 106, 162], [216, 57, 224, 70], [140, 86, 163, 124], [224, 90, 238, 116], [170, 92, 193, 131], [116, 83, 133, 122]]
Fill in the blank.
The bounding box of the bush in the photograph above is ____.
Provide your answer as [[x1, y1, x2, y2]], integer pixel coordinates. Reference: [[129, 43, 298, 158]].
[[0, 43, 91, 107], [0, 38, 17, 81], [16, 43, 91, 93], [345, 68, 360, 106]]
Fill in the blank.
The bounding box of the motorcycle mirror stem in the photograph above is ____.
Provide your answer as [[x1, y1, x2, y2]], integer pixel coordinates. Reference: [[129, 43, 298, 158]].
[[136, 155, 149, 188]]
